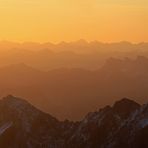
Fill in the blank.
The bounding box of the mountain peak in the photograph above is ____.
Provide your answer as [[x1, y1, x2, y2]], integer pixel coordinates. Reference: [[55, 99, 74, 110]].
[[0, 96, 147, 147], [1, 95, 58, 122], [0, 95, 62, 147], [113, 98, 141, 118], [0, 95, 44, 121], [2, 95, 30, 108], [113, 98, 140, 107]]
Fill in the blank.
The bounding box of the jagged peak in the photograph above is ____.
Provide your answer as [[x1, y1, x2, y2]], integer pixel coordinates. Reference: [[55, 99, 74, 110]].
[[1, 95, 39, 117], [112, 98, 141, 118], [2, 95, 29, 106], [113, 98, 140, 108], [83, 98, 141, 123], [1, 95, 58, 123]]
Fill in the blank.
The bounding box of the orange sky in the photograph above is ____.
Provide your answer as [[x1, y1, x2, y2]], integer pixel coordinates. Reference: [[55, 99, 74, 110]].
[[0, 0, 147, 43]]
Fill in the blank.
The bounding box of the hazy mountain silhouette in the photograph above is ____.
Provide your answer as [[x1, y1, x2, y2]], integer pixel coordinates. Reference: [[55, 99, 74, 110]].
[[0, 95, 147, 148], [0, 41, 148, 70], [0, 56, 148, 119]]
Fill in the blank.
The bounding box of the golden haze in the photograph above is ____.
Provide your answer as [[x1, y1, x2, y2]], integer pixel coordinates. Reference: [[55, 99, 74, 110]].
[[0, 0, 147, 43]]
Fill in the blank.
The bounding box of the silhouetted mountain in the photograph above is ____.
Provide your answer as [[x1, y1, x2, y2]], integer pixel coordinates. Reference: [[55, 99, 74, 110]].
[[112, 98, 140, 119], [0, 95, 147, 148], [0, 41, 148, 70], [0, 56, 148, 120], [0, 95, 69, 147]]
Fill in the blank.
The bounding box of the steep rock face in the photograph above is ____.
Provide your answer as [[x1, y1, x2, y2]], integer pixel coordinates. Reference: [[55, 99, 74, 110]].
[[0, 95, 66, 148], [112, 98, 141, 119], [105, 103, 148, 148], [0, 95, 147, 148], [68, 98, 141, 148]]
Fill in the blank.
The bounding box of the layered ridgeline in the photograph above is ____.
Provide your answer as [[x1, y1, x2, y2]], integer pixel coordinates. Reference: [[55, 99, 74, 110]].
[[0, 95, 147, 148], [0, 41, 147, 70], [0, 56, 148, 120]]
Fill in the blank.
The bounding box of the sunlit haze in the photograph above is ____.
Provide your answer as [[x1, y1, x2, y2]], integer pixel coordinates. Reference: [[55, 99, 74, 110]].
[[0, 0, 147, 43], [0, 1, 148, 147]]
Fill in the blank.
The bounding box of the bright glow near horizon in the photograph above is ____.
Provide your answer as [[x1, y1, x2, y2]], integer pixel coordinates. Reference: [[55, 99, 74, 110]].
[[0, 0, 147, 43]]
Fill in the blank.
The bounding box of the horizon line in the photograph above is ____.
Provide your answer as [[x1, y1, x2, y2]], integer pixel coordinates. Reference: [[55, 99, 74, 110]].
[[0, 39, 147, 45]]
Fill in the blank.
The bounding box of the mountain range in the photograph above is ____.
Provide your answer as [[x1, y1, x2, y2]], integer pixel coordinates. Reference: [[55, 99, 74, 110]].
[[0, 56, 148, 120], [0, 41, 148, 70], [0, 95, 147, 148]]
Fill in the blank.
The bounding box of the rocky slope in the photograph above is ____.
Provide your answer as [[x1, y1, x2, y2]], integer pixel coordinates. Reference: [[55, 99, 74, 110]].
[[0, 95, 147, 148]]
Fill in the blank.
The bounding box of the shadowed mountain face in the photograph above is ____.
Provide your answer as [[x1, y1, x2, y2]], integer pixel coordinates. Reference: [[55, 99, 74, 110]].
[[0, 56, 148, 120], [0, 95, 147, 148]]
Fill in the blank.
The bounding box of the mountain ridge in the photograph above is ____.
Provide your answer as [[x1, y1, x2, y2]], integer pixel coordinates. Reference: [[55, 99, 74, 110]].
[[0, 56, 148, 120], [0, 95, 147, 148]]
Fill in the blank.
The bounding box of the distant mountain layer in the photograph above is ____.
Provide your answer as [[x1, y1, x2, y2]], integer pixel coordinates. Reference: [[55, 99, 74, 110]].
[[0, 56, 148, 120], [0, 41, 147, 70], [0, 95, 147, 148]]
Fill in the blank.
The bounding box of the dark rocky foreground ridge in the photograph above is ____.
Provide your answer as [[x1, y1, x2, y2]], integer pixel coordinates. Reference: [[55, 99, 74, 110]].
[[0, 95, 147, 148]]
